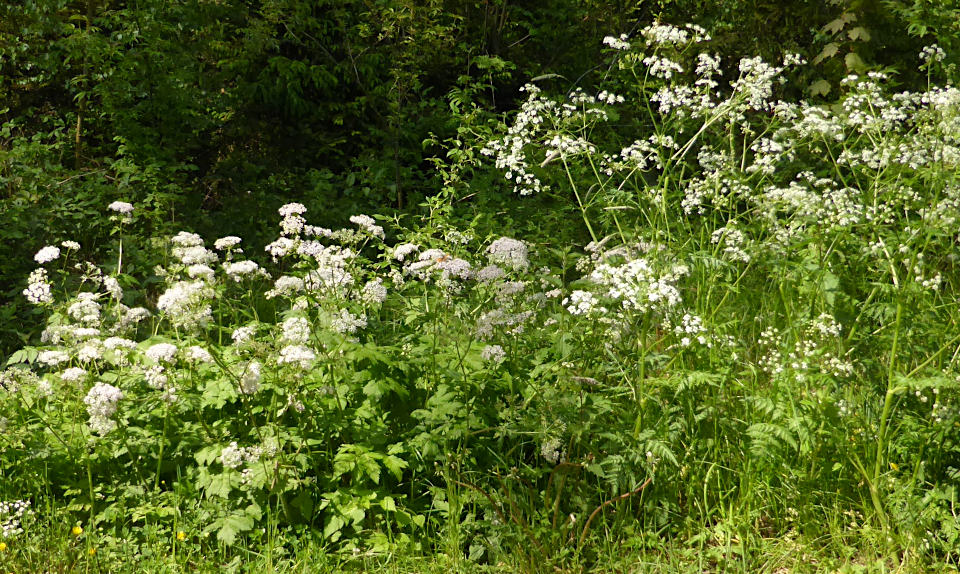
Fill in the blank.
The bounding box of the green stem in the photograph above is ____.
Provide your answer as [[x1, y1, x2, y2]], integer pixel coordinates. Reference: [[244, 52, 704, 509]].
[[870, 300, 903, 527]]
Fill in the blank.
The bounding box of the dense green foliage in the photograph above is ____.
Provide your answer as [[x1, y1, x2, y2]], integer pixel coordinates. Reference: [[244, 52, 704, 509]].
[[3, 1, 960, 572]]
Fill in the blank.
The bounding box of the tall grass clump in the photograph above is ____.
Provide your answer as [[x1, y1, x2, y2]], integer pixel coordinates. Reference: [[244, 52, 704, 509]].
[[2, 20, 960, 573]]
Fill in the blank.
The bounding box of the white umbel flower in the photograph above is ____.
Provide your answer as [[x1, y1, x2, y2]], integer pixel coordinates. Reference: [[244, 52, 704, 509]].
[[34, 246, 61, 264], [108, 201, 134, 214]]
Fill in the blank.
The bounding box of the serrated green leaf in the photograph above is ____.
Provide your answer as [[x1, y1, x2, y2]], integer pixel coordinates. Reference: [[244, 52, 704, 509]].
[[809, 79, 831, 97], [217, 513, 254, 545]]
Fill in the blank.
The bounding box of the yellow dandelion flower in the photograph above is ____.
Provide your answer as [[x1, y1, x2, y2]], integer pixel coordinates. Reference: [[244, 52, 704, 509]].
[[0, 542, 7, 551], [72, 525, 83, 536], [88, 548, 97, 556], [176, 531, 186, 541]]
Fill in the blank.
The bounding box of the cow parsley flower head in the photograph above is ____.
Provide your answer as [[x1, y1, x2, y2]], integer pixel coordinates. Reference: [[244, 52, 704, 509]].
[[240, 361, 261, 394], [102, 276, 123, 300], [223, 260, 264, 282], [920, 44, 946, 64], [265, 275, 304, 299], [0, 499, 30, 539], [214, 236, 242, 251], [563, 290, 605, 316], [84, 382, 123, 435], [277, 345, 316, 369], [331, 309, 367, 334], [108, 201, 134, 214], [481, 344, 506, 364], [393, 243, 419, 261], [281, 316, 311, 344], [145, 343, 178, 364], [278, 203, 307, 217], [23, 268, 53, 305], [477, 265, 505, 283], [219, 442, 244, 469], [60, 367, 87, 382], [67, 293, 102, 325], [602, 34, 631, 50], [541, 437, 563, 464], [487, 237, 529, 271], [185, 346, 213, 363], [157, 281, 213, 330], [38, 350, 70, 367], [232, 326, 256, 345], [349, 214, 385, 238], [34, 246, 60, 264], [361, 278, 388, 304]]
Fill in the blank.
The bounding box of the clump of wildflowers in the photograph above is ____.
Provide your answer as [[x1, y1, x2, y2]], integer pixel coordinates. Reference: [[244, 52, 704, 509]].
[[486, 237, 529, 272], [23, 268, 53, 305], [34, 245, 60, 264], [0, 500, 30, 539], [84, 382, 123, 435]]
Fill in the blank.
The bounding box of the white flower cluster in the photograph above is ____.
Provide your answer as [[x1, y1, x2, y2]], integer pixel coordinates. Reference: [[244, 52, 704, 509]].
[[563, 290, 605, 316], [640, 22, 709, 47], [404, 249, 473, 282], [157, 280, 214, 331], [171, 232, 218, 266], [23, 268, 53, 305], [481, 344, 506, 365], [361, 278, 388, 304], [602, 33, 631, 50], [223, 260, 266, 282], [277, 345, 316, 369], [240, 361, 261, 395], [145, 343, 178, 364], [486, 237, 529, 272], [219, 442, 263, 470], [302, 245, 355, 294], [34, 245, 60, 264], [330, 309, 367, 334], [67, 293, 102, 326], [590, 257, 685, 313], [281, 316, 311, 344], [349, 214, 385, 238], [710, 224, 751, 263], [0, 499, 30, 539], [214, 236, 242, 251], [671, 313, 708, 347], [84, 382, 123, 435], [481, 84, 557, 196], [920, 44, 946, 64], [108, 201, 134, 214], [540, 437, 563, 464], [393, 243, 419, 261]]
